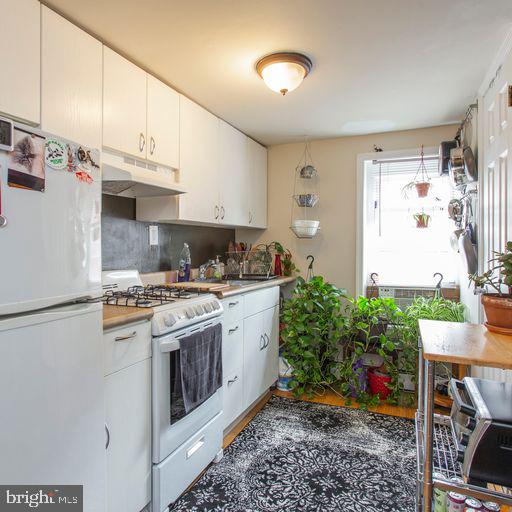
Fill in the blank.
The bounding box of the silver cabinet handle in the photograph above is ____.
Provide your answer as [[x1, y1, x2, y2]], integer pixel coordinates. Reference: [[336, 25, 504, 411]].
[[259, 334, 265, 350], [214, 205, 219, 219], [186, 436, 205, 459], [150, 136, 156, 155], [105, 424, 110, 450], [220, 206, 225, 219], [228, 326, 239, 334], [228, 301, 239, 308], [227, 375, 238, 385], [139, 132, 146, 153], [114, 331, 137, 342], [249, 211, 253, 224], [262, 333, 270, 348]]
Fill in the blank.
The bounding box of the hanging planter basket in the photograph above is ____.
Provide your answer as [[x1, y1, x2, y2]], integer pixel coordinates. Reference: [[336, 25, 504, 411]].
[[414, 212, 431, 228], [415, 181, 431, 198]]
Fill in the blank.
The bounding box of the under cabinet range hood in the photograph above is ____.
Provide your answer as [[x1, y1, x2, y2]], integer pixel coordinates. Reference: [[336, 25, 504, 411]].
[[102, 150, 186, 197]]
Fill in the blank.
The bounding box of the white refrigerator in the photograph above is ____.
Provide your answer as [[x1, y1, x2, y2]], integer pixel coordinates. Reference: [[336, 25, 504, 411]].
[[0, 120, 105, 511]]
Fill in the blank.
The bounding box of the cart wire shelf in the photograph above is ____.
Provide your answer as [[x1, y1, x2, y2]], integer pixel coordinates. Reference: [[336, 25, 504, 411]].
[[415, 412, 512, 507]]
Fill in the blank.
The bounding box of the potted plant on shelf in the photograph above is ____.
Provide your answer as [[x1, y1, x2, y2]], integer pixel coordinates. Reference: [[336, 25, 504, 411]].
[[281, 276, 346, 397], [413, 212, 431, 228], [469, 241, 512, 333]]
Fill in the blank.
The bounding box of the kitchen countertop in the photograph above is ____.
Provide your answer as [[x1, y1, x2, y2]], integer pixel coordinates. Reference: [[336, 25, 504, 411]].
[[215, 275, 296, 298], [103, 304, 153, 330], [102, 276, 296, 329]]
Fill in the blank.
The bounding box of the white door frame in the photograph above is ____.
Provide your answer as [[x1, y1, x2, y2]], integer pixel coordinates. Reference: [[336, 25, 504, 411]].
[[355, 146, 439, 297]]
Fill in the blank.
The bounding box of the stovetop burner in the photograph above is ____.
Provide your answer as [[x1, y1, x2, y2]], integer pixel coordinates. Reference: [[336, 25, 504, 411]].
[[101, 284, 201, 308]]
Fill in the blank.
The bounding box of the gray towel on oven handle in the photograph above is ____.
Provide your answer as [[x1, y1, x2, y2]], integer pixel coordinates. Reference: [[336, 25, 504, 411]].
[[179, 323, 222, 414]]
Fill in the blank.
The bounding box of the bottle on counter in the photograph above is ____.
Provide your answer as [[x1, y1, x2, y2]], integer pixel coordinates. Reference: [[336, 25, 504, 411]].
[[178, 243, 191, 282]]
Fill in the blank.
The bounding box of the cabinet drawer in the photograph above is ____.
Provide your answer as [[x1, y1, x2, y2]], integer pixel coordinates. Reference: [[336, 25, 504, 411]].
[[153, 413, 222, 509], [104, 321, 151, 376], [243, 287, 279, 318], [221, 295, 244, 324], [222, 368, 244, 430], [222, 321, 243, 376]]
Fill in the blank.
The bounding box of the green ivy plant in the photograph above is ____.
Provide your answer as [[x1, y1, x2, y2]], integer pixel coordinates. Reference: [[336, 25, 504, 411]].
[[281, 276, 345, 397]]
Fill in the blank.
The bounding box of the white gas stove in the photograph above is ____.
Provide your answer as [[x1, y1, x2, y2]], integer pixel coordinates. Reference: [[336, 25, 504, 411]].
[[101, 270, 223, 335]]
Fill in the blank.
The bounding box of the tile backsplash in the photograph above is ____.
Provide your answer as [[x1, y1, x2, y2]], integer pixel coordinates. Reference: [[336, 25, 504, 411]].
[[102, 195, 235, 273]]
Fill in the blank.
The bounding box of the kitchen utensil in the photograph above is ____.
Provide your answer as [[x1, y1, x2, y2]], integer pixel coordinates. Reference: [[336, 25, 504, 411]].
[[449, 146, 468, 188], [450, 229, 464, 252], [463, 145, 478, 182], [439, 140, 458, 176], [290, 219, 320, 238], [294, 193, 319, 207], [458, 229, 477, 274], [447, 198, 463, 223], [299, 164, 317, 179]]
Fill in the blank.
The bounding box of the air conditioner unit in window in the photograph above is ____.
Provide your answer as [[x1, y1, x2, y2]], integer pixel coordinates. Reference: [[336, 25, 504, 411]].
[[377, 286, 437, 309]]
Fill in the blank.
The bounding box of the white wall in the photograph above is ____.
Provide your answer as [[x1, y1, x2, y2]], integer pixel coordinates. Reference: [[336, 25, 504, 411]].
[[237, 124, 458, 296]]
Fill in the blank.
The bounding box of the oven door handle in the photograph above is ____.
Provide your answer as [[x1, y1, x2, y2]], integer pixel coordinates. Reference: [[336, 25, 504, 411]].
[[159, 339, 181, 353], [450, 379, 476, 417]]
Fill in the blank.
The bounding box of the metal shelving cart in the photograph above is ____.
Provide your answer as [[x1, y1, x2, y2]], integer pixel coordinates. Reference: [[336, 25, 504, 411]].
[[416, 320, 512, 511]]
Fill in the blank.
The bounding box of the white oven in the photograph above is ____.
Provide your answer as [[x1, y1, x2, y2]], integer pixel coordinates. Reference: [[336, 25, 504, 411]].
[[152, 314, 223, 512]]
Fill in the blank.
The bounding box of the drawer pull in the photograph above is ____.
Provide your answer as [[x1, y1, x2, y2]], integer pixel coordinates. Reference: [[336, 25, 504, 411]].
[[259, 334, 265, 350], [186, 437, 205, 459], [105, 424, 110, 450], [228, 301, 239, 308], [227, 375, 238, 385], [114, 331, 137, 342], [228, 326, 239, 334]]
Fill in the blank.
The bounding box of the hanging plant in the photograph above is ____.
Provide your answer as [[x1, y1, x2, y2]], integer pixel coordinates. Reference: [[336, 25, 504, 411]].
[[401, 145, 432, 199], [413, 212, 431, 228]]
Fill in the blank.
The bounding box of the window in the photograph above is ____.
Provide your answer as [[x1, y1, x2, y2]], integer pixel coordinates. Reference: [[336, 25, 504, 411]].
[[362, 154, 458, 288]]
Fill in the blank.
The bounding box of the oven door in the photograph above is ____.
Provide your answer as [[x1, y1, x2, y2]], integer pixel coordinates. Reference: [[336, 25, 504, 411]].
[[152, 318, 223, 464]]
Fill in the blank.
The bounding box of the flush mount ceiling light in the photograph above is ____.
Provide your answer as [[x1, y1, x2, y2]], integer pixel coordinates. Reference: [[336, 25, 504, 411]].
[[256, 52, 312, 96]]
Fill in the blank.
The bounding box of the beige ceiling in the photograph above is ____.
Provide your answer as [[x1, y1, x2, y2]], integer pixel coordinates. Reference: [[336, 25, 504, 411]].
[[43, 0, 512, 146]]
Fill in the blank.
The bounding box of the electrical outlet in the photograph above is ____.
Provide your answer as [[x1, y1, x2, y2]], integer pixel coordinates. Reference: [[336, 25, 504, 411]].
[[149, 225, 159, 246]]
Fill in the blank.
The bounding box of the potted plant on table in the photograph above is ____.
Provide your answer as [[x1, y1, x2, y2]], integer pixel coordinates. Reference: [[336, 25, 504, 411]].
[[469, 241, 512, 334]]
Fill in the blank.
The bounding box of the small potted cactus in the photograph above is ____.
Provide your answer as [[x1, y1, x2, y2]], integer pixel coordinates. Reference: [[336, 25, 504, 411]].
[[413, 212, 431, 229]]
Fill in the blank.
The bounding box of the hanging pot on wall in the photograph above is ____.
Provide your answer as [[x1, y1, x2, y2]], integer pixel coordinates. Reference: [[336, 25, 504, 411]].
[[458, 229, 478, 274]]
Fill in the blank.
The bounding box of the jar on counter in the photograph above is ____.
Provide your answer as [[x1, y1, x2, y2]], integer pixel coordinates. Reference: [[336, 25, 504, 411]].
[[433, 472, 448, 512], [482, 502, 501, 512], [464, 497, 483, 510], [447, 492, 466, 512]]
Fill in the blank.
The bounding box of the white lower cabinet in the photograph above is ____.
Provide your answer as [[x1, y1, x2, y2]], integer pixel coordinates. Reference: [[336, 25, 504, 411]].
[[221, 289, 279, 430], [243, 305, 279, 407], [104, 322, 151, 512]]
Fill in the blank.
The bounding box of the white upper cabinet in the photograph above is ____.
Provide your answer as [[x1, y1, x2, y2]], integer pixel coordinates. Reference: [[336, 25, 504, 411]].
[[0, 0, 40, 124], [218, 119, 249, 226], [177, 95, 219, 222], [103, 47, 147, 158], [247, 138, 268, 228], [146, 75, 180, 169], [41, 7, 102, 149]]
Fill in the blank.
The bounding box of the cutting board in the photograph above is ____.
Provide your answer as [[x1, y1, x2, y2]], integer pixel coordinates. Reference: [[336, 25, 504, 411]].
[[169, 281, 231, 292]]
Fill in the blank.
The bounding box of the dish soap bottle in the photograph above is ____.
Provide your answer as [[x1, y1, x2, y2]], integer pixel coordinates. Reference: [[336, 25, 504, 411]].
[[213, 255, 223, 280], [178, 243, 191, 282]]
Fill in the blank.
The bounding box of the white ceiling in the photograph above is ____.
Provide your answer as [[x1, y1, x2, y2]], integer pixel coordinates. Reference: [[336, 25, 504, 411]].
[[43, 0, 512, 146]]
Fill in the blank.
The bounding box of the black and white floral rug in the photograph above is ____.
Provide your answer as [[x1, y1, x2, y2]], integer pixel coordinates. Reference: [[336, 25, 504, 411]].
[[170, 395, 416, 512]]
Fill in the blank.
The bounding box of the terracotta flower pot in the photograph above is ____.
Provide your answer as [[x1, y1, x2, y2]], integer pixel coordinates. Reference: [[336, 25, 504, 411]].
[[416, 218, 430, 229], [481, 294, 512, 334], [415, 182, 431, 198]]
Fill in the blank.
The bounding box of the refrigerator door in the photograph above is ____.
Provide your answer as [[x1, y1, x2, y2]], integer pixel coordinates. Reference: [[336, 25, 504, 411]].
[[0, 124, 101, 315], [0, 301, 105, 512]]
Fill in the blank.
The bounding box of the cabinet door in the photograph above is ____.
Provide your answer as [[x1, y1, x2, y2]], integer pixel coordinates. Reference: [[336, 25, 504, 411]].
[[218, 120, 249, 226], [261, 305, 279, 391], [222, 367, 244, 430], [41, 7, 102, 149], [178, 95, 219, 223], [0, 0, 40, 124], [147, 75, 179, 168], [106, 359, 151, 512], [247, 138, 268, 228], [103, 47, 147, 158]]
